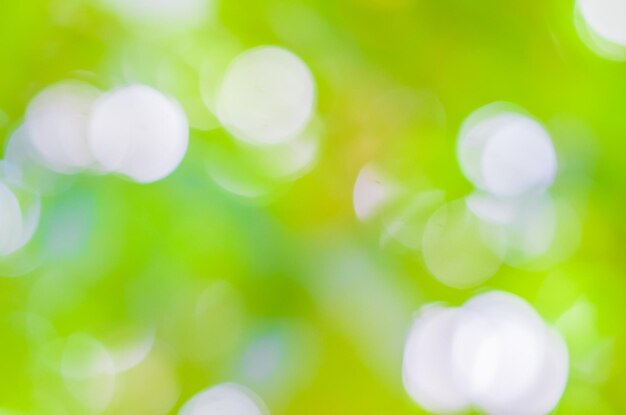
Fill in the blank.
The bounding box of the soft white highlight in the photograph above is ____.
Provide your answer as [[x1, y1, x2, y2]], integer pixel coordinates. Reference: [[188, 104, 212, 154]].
[[217, 47, 315, 146]]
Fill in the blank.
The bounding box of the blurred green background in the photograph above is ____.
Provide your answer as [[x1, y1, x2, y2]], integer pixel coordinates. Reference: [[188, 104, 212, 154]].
[[0, 0, 625, 414]]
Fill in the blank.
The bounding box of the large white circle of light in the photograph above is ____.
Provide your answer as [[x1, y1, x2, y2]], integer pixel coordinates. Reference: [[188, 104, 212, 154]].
[[402, 291, 569, 415], [25, 81, 101, 173], [457, 106, 557, 197], [216, 47, 315, 146], [88, 84, 189, 183], [578, 0, 626, 47], [452, 292, 550, 412], [402, 305, 472, 414], [179, 383, 268, 415]]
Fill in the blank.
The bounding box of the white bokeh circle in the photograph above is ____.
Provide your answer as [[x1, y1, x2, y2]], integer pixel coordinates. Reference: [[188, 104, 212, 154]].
[[216, 47, 315, 146], [457, 105, 557, 197], [88, 84, 189, 183]]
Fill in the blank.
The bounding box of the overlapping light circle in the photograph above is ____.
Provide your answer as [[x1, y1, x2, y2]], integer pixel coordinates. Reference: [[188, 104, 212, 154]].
[[25, 81, 100, 173], [88, 84, 189, 183], [403, 291, 569, 415], [23, 81, 189, 183], [457, 104, 557, 197], [0, 81, 190, 262]]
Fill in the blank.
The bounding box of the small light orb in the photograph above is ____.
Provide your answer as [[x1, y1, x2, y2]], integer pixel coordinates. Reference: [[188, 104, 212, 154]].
[[216, 46, 315, 145], [402, 305, 471, 413], [88, 84, 189, 183], [353, 164, 402, 222], [422, 199, 504, 289], [104, 0, 211, 30], [179, 383, 268, 415], [457, 105, 557, 197], [25, 81, 101, 173]]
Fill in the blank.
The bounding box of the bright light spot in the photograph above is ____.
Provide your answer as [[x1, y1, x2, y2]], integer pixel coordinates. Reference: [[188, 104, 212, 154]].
[[25, 81, 100, 173], [422, 199, 504, 289], [577, 0, 626, 59], [402, 305, 472, 414], [216, 46, 315, 146], [503, 328, 569, 415], [353, 164, 402, 221], [104, 0, 211, 29], [179, 383, 268, 415], [403, 291, 569, 414], [88, 84, 189, 183], [455, 292, 549, 412], [457, 104, 557, 197]]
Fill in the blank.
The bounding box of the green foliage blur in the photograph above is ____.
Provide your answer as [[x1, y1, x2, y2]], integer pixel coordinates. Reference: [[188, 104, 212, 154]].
[[0, 0, 625, 414]]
